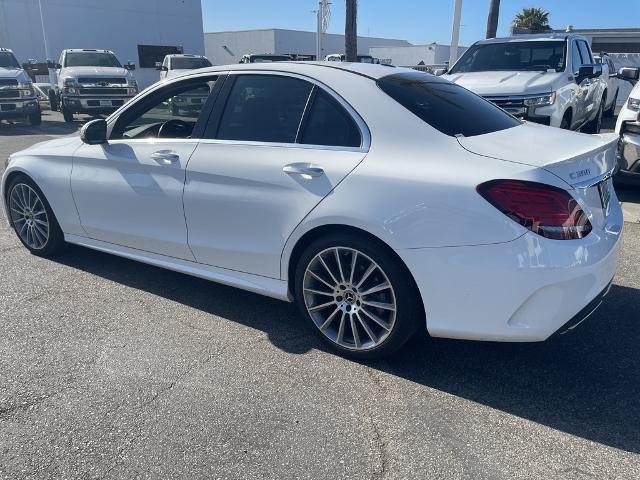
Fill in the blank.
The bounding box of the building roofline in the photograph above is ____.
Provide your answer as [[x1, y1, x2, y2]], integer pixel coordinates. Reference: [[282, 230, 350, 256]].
[[204, 28, 411, 43]]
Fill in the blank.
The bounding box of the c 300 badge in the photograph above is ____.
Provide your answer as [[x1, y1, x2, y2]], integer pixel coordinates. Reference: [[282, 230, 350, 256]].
[[569, 168, 592, 180]]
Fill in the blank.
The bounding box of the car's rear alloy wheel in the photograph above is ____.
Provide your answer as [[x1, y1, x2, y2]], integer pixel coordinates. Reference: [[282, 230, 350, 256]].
[[9, 183, 50, 250], [295, 235, 422, 359], [7, 176, 65, 256]]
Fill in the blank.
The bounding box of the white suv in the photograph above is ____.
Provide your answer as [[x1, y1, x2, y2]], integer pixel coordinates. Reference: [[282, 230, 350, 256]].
[[443, 34, 607, 133], [615, 67, 640, 181]]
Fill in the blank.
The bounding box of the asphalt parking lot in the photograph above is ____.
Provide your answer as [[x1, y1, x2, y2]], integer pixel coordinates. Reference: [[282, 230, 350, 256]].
[[1, 111, 639, 479]]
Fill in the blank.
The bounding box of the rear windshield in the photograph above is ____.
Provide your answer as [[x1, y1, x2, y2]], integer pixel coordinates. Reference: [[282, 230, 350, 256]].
[[249, 55, 290, 63], [64, 52, 121, 68], [377, 72, 520, 137], [450, 41, 567, 73], [172, 57, 212, 70]]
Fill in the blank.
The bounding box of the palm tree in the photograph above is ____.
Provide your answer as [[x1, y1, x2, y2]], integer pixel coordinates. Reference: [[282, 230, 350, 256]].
[[345, 0, 357, 62], [486, 0, 501, 39], [512, 7, 551, 32]]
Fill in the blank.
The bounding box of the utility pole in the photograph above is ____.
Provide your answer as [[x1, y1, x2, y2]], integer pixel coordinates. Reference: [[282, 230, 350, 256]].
[[316, 3, 322, 61], [486, 0, 500, 38], [448, 0, 462, 68], [37, 0, 50, 61], [345, 0, 357, 62]]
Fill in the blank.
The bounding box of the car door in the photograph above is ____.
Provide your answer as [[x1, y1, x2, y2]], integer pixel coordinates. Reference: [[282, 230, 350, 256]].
[[183, 72, 369, 278], [71, 74, 222, 260], [570, 40, 589, 128], [577, 40, 599, 121]]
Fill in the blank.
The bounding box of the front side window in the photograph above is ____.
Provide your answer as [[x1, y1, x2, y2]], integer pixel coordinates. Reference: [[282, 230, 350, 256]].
[[0, 51, 20, 69], [571, 42, 584, 72], [111, 77, 217, 140], [450, 41, 566, 73], [216, 74, 312, 143], [299, 90, 361, 147], [378, 72, 521, 137], [64, 52, 121, 68], [578, 41, 593, 65]]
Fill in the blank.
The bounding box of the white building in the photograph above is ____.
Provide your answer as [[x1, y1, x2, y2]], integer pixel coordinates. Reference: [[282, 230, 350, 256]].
[[0, 0, 205, 88], [370, 43, 468, 67], [204, 28, 411, 65]]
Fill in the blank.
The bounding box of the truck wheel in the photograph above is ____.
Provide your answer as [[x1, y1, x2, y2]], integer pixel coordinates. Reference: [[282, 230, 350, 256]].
[[48, 90, 58, 111], [560, 112, 571, 130], [604, 90, 618, 118], [582, 99, 604, 134], [28, 106, 42, 126], [61, 105, 74, 123]]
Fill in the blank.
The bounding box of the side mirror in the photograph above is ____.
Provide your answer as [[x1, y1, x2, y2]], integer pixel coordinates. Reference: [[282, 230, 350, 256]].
[[81, 119, 107, 145], [434, 68, 447, 76], [577, 64, 601, 81], [124, 62, 136, 71], [46, 60, 61, 69], [161, 65, 168, 71], [617, 67, 640, 82]]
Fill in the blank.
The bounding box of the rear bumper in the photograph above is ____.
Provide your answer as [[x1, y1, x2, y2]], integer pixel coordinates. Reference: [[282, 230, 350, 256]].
[[397, 204, 623, 342], [0, 100, 39, 119]]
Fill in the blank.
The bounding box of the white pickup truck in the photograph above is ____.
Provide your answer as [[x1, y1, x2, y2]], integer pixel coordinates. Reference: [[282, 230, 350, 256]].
[[49, 49, 138, 123], [615, 67, 640, 182], [0, 48, 41, 125], [442, 34, 607, 133]]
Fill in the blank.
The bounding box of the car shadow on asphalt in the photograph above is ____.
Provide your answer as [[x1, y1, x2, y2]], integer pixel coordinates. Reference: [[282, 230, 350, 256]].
[[51, 244, 640, 454]]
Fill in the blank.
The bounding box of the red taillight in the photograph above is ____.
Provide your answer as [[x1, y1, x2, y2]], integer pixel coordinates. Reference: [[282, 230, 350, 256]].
[[477, 180, 592, 240]]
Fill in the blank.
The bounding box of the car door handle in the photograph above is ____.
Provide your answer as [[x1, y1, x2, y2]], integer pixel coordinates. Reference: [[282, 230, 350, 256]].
[[282, 163, 324, 178], [151, 150, 180, 164]]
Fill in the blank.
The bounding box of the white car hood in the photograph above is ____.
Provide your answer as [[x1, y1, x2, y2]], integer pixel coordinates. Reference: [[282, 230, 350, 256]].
[[615, 82, 640, 132], [62, 66, 130, 78], [443, 70, 561, 96], [458, 122, 619, 187], [0, 67, 30, 83]]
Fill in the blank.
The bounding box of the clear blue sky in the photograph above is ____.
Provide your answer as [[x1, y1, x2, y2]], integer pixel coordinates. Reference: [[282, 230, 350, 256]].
[[201, 0, 640, 46]]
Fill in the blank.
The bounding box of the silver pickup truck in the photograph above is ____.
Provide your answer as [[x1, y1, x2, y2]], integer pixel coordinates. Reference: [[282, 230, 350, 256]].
[[49, 49, 138, 123], [0, 48, 41, 125]]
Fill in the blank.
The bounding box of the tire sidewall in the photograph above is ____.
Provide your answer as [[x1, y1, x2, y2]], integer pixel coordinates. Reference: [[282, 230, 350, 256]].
[[293, 232, 423, 359]]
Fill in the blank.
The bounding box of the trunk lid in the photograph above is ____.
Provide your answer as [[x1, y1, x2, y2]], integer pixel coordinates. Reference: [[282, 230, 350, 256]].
[[458, 123, 620, 231]]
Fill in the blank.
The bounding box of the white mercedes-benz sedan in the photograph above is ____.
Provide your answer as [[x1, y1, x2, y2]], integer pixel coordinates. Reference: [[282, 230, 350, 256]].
[[1, 62, 623, 359]]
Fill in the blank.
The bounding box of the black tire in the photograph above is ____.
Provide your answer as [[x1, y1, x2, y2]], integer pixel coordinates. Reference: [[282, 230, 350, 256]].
[[28, 105, 42, 126], [5, 174, 65, 257], [604, 90, 618, 118], [294, 232, 423, 360], [61, 104, 74, 123], [560, 111, 571, 130], [582, 97, 604, 134], [48, 90, 58, 111]]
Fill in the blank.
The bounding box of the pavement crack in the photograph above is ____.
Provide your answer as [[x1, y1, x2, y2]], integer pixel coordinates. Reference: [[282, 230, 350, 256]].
[[364, 366, 391, 480]]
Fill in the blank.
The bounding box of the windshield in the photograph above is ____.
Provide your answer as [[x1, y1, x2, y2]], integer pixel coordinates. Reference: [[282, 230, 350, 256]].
[[0, 51, 20, 69], [358, 56, 374, 63], [450, 41, 566, 73], [250, 55, 290, 63], [378, 72, 521, 137], [171, 57, 212, 70], [64, 52, 122, 68]]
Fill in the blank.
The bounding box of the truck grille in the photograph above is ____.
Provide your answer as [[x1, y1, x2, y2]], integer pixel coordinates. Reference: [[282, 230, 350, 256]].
[[0, 90, 19, 99], [482, 96, 527, 117], [78, 77, 126, 85], [78, 88, 128, 95], [0, 79, 18, 87]]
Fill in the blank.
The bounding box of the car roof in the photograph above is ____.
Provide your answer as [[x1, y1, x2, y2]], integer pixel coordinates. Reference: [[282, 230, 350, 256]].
[[168, 54, 206, 58], [0, 47, 15, 53], [187, 61, 410, 80], [474, 33, 587, 45], [64, 49, 115, 54]]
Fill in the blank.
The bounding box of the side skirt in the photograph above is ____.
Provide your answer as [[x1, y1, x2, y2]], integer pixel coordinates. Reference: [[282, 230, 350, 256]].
[[64, 234, 291, 302]]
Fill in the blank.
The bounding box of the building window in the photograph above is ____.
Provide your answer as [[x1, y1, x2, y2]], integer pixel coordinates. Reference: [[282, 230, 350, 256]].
[[137, 45, 183, 69]]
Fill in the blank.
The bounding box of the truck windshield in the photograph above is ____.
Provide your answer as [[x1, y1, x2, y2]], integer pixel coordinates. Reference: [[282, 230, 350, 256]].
[[450, 41, 566, 73], [64, 52, 122, 68], [0, 52, 20, 69], [249, 55, 290, 63], [172, 57, 212, 70]]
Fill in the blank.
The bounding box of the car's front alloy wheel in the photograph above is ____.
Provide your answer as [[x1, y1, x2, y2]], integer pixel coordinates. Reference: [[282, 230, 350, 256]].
[[7, 176, 65, 256], [295, 234, 422, 359]]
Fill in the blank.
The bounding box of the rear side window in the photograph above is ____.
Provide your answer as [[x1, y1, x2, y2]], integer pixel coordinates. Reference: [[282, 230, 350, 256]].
[[377, 72, 520, 137], [217, 75, 312, 143], [299, 90, 361, 147]]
